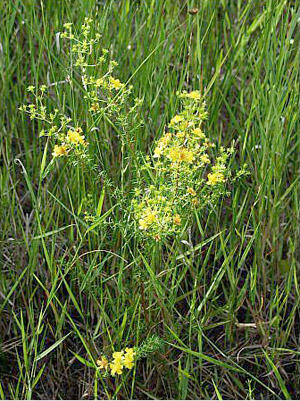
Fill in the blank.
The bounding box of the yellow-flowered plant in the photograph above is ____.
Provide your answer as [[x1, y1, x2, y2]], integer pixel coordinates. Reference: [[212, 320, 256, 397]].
[[95, 335, 164, 378], [132, 90, 243, 241], [19, 76, 91, 167], [96, 348, 136, 377], [60, 19, 142, 146], [19, 18, 142, 174], [20, 20, 245, 238]]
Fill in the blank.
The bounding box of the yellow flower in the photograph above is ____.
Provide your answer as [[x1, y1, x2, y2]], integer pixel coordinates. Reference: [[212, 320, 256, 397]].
[[112, 351, 124, 362], [200, 154, 210, 164], [121, 348, 135, 370], [110, 361, 123, 376], [125, 347, 136, 357], [204, 140, 214, 149], [191, 198, 199, 206], [89, 102, 100, 112], [192, 128, 205, 138], [170, 115, 183, 125], [109, 77, 124, 90], [52, 145, 68, 157], [185, 90, 201, 100], [139, 219, 148, 230], [207, 172, 225, 185], [63, 22, 72, 29], [139, 210, 157, 230], [159, 133, 172, 145], [176, 131, 186, 138], [95, 78, 104, 87], [173, 214, 182, 225], [67, 129, 85, 145], [168, 147, 194, 163], [153, 146, 163, 158], [96, 355, 109, 370], [180, 121, 189, 130], [187, 187, 196, 196], [168, 147, 180, 162], [123, 354, 134, 370], [179, 149, 194, 163], [144, 210, 157, 225]]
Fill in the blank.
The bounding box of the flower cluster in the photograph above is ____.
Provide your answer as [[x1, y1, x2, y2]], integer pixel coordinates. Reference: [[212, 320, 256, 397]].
[[19, 18, 142, 170], [61, 19, 101, 69], [96, 348, 136, 377], [83, 72, 142, 138], [61, 18, 142, 140], [95, 335, 163, 378], [19, 86, 89, 164], [132, 90, 235, 241], [51, 127, 87, 157]]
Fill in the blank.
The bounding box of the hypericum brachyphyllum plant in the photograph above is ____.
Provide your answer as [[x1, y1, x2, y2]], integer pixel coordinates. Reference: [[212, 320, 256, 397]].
[[19, 19, 245, 240], [95, 335, 163, 378], [19, 18, 142, 172], [132, 90, 246, 242]]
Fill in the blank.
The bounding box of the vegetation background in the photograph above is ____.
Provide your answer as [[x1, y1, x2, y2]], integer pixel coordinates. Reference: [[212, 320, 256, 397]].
[[0, 0, 299, 399]]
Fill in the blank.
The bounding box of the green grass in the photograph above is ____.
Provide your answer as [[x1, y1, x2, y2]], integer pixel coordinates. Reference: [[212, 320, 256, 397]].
[[0, 0, 299, 399]]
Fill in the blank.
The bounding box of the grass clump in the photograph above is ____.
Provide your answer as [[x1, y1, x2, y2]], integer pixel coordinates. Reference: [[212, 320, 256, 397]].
[[132, 91, 246, 242]]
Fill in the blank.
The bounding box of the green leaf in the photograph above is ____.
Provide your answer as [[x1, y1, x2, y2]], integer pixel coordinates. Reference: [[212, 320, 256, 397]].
[[35, 333, 71, 362]]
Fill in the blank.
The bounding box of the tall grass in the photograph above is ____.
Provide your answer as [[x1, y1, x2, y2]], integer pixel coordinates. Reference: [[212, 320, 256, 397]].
[[0, 0, 299, 399]]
